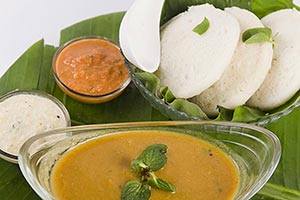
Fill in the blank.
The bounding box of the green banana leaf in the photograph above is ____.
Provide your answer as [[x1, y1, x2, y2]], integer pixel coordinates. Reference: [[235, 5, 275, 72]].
[[252, 183, 300, 200], [0, 0, 300, 199]]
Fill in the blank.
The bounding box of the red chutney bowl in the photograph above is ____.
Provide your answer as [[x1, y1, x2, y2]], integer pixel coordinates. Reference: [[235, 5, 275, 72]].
[[52, 36, 131, 104]]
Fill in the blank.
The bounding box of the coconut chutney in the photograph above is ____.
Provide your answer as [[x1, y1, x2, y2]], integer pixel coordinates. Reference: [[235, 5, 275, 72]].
[[0, 91, 69, 160]]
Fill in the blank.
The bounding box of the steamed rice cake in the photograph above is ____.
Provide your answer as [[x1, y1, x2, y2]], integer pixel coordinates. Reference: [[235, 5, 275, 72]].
[[247, 9, 300, 110], [156, 4, 240, 98], [191, 7, 273, 116]]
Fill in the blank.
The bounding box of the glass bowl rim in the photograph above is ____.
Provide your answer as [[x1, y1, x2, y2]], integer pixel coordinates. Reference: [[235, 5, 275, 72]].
[[52, 35, 131, 99], [124, 58, 300, 126], [18, 120, 281, 199], [0, 89, 71, 163]]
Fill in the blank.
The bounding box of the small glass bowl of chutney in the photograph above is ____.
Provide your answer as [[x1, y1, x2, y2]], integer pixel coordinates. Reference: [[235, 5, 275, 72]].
[[52, 36, 131, 104]]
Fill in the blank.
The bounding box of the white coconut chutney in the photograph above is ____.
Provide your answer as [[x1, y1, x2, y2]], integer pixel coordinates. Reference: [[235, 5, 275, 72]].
[[0, 91, 69, 158]]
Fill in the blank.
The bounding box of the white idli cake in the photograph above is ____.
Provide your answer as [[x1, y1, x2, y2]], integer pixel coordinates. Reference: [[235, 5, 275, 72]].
[[191, 7, 273, 116], [247, 9, 300, 110], [156, 4, 240, 98]]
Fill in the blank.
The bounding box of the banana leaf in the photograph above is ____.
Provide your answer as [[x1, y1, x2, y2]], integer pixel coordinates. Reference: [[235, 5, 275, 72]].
[[0, 1, 300, 199], [252, 182, 300, 200]]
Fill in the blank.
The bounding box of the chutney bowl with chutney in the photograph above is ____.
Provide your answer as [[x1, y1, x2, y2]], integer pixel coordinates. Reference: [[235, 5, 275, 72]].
[[0, 89, 71, 164], [52, 36, 131, 104], [18, 121, 280, 200]]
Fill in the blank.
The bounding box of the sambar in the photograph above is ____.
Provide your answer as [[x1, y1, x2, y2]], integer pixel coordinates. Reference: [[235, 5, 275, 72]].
[[51, 130, 239, 200]]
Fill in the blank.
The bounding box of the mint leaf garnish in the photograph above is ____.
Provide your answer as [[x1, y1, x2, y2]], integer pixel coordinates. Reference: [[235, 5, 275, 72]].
[[131, 144, 167, 172], [121, 180, 151, 200], [242, 27, 274, 44], [193, 17, 210, 35], [122, 144, 175, 200], [148, 178, 176, 192]]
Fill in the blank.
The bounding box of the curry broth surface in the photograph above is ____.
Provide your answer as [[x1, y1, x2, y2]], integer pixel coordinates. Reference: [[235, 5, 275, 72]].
[[51, 131, 239, 200]]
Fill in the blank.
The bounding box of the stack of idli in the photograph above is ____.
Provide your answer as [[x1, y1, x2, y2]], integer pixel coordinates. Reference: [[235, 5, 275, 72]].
[[157, 4, 240, 99], [156, 3, 300, 117], [247, 9, 300, 111], [190, 6, 273, 116]]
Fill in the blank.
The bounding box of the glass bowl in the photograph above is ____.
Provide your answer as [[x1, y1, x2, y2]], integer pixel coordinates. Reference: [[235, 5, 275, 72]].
[[0, 89, 71, 163], [52, 36, 131, 104], [126, 63, 300, 126], [18, 121, 281, 200]]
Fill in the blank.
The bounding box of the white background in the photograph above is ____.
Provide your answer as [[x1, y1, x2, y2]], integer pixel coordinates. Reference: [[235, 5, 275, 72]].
[[0, 0, 299, 78], [0, 0, 135, 78]]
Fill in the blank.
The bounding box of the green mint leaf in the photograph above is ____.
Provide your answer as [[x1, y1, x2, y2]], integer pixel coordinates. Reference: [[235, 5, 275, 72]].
[[242, 27, 273, 44], [131, 144, 168, 172], [131, 159, 149, 173], [159, 86, 176, 103], [121, 180, 151, 200], [244, 32, 272, 44], [148, 178, 176, 192], [193, 17, 210, 35], [131, 159, 142, 173]]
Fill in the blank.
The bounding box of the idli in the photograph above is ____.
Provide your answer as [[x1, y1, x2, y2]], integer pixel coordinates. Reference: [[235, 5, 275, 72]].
[[247, 9, 300, 110], [156, 4, 240, 98], [191, 7, 273, 116]]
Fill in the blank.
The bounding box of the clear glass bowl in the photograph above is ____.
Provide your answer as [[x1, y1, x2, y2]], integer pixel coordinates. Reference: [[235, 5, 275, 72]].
[[18, 121, 281, 200], [52, 36, 131, 104], [0, 89, 71, 163], [126, 61, 300, 126]]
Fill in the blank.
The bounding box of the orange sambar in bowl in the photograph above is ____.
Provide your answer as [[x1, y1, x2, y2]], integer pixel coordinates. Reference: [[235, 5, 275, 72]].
[[53, 36, 130, 103], [50, 130, 239, 200]]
